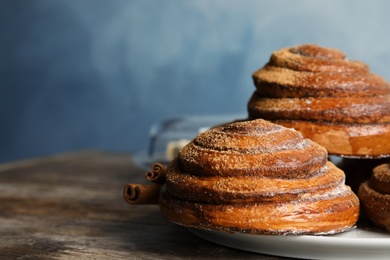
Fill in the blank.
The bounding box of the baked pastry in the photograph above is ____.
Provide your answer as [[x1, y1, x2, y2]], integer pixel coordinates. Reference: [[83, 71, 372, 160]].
[[358, 163, 390, 232], [335, 157, 390, 194], [159, 119, 360, 235], [248, 44, 390, 158]]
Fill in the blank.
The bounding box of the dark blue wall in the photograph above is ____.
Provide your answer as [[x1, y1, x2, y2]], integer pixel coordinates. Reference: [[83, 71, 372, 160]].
[[1, 0, 390, 162]]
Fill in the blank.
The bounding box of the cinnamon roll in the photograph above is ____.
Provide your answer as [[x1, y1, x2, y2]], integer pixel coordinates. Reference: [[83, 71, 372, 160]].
[[358, 163, 390, 232], [159, 119, 360, 235], [248, 44, 390, 158]]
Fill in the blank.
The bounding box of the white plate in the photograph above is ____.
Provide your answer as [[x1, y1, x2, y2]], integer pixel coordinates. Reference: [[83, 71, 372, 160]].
[[189, 227, 390, 260]]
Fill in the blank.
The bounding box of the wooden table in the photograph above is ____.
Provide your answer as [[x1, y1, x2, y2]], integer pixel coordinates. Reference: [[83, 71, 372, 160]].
[[0, 151, 284, 259]]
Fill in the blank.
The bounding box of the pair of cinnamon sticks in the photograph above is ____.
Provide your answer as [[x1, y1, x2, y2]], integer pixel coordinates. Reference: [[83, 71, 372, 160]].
[[123, 162, 166, 205]]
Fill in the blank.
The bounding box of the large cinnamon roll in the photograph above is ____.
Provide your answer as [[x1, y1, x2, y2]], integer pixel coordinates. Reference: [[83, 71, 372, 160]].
[[248, 44, 390, 158], [358, 163, 390, 232], [159, 119, 360, 235]]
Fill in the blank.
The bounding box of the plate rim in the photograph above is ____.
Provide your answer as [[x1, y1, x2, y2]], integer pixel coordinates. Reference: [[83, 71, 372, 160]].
[[189, 226, 390, 260]]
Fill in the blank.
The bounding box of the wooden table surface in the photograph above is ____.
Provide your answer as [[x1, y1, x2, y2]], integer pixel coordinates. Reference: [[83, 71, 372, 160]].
[[0, 151, 285, 260]]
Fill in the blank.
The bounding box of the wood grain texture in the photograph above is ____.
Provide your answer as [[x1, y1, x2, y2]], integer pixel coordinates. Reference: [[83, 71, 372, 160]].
[[0, 151, 282, 259]]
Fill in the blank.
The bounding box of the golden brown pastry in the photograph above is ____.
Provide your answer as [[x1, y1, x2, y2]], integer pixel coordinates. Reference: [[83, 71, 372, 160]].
[[358, 163, 390, 232], [159, 119, 360, 235], [248, 44, 390, 158]]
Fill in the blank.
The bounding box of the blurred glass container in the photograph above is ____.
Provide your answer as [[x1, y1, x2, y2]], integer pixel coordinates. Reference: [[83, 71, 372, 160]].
[[133, 114, 245, 170]]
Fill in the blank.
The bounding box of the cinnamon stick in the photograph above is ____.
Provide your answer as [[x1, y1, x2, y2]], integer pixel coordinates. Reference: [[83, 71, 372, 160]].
[[123, 183, 162, 205], [145, 162, 167, 184]]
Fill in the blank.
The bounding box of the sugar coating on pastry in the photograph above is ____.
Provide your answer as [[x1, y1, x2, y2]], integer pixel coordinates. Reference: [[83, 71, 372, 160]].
[[159, 119, 360, 235], [249, 44, 390, 158], [358, 163, 390, 232]]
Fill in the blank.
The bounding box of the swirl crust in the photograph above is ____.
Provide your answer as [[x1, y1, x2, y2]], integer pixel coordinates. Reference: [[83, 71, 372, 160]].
[[358, 163, 390, 232], [159, 119, 360, 235], [249, 44, 390, 158]]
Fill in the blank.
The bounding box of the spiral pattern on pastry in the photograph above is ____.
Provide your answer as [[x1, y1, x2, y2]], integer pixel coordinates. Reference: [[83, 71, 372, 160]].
[[159, 119, 360, 235], [358, 163, 390, 232], [248, 44, 390, 158]]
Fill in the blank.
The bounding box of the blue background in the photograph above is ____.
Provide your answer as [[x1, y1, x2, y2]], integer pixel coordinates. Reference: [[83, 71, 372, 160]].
[[1, 0, 390, 162]]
